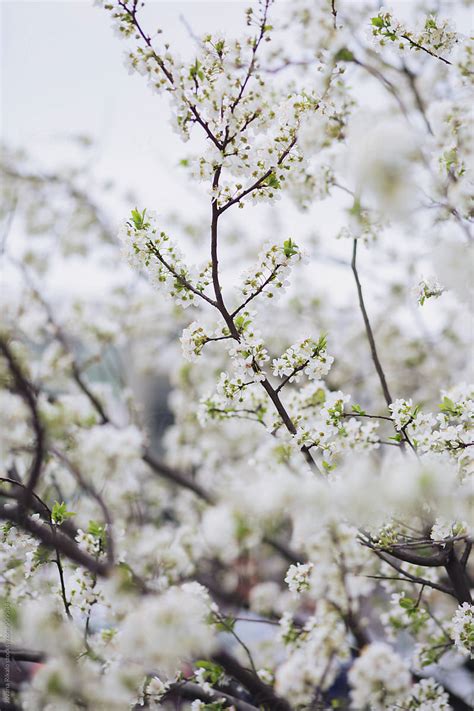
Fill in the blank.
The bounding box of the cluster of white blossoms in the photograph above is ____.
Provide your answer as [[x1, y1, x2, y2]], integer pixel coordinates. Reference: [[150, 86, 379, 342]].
[[119, 584, 216, 675], [284, 561, 313, 594], [238, 238, 306, 304], [119, 209, 210, 308], [338, 202, 385, 244], [275, 606, 351, 706], [430, 101, 473, 179], [180, 321, 230, 362], [348, 642, 412, 710], [415, 275, 445, 306], [381, 591, 431, 644], [388, 388, 474, 475], [430, 517, 468, 543], [272, 334, 334, 383], [0, 520, 39, 596], [97, 0, 353, 210], [450, 603, 474, 657], [389, 398, 419, 430], [283, 386, 381, 460], [142, 677, 168, 707], [73, 423, 144, 479], [226, 339, 269, 382], [428, 100, 474, 221], [395, 677, 451, 710], [64, 526, 110, 618], [369, 10, 459, 59]]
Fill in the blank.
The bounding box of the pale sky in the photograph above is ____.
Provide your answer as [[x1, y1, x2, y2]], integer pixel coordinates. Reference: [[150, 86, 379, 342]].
[[1, 1, 252, 209]]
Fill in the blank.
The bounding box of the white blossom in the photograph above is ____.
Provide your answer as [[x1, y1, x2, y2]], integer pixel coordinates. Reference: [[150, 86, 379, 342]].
[[348, 642, 411, 710], [451, 603, 474, 657]]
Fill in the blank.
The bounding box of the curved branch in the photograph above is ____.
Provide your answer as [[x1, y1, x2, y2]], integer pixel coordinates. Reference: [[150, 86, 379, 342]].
[[0, 503, 110, 577]]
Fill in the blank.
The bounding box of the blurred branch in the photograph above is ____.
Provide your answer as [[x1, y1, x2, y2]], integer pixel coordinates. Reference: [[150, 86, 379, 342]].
[[0, 336, 45, 512], [0, 502, 110, 576]]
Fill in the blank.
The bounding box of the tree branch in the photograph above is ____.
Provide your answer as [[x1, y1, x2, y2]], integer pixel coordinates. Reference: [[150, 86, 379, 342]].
[[351, 239, 392, 407], [0, 337, 45, 511], [0, 503, 110, 577]]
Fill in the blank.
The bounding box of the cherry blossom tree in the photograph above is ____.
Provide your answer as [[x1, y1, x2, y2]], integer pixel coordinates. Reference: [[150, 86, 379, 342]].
[[1, 1, 473, 709]]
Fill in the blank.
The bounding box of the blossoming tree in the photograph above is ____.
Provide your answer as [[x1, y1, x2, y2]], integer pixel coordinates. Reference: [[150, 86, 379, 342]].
[[0, 1, 473, 709]]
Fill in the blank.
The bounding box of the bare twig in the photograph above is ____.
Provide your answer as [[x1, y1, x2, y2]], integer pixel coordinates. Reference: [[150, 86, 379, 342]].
[[350, 239, 392, 407]]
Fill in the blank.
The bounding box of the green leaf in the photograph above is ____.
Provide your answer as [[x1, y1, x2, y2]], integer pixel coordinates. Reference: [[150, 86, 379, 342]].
[[51, 501, 76, 525], [263, 172, 281, 190], [34, 545, 52, 565], [234, 315, 252, 332], [351, 404, 367, 416], [0, 597, 19, 629], [195, 660, 225, 684], [316, 333, 327, 353], [130, 208, 147, 230], [334, 47, 355, 62], [215, 39, 225, 55], [214, 615, 236, 632], [348, 197, 362, 217], [283, 238, 299, 258], [439, 396, 461, 417], [189, 59, 205, 81], [87, 520, 106, 545], [371, 16, 384, 28]]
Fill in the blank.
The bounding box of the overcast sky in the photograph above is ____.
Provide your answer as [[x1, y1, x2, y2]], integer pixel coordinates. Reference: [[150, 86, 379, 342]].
[[1, 1, 253, 208]]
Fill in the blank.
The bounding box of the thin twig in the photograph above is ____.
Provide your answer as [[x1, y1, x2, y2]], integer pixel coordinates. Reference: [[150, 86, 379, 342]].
[[351, 239, 392, 407]]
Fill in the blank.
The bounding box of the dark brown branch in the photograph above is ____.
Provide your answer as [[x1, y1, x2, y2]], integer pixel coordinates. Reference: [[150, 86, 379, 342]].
[[0, 503, 110, 577], [50, 447, 115, 566], [147, 241, 218, 308], [228, 0, 270, 115], [210, 170, 240, 338], [444, 547, 473, 604], [219, 136, 297, 214], [402, 64, 433, 134], [0, 478, 72, 617], [353, 59, 409, 119], [0, 337, 45, 511], [162, 680, 259, 711], [143, 451, 214, 503], [213, 650, 292, 711], [260, 378, 320, 473], [351, 239, 392, 407], [264, 536, 302, 565], [30, 275, 111, 425], [401, 34, 452, 66], [71, 363, 109, 425], [117, 0, 224, 151], [275, 358, 311, 394], [231, 264, 283, 319], [0, 646, 45, 663], [461, 541, 472, 568], [367, 548, 455, 596]]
